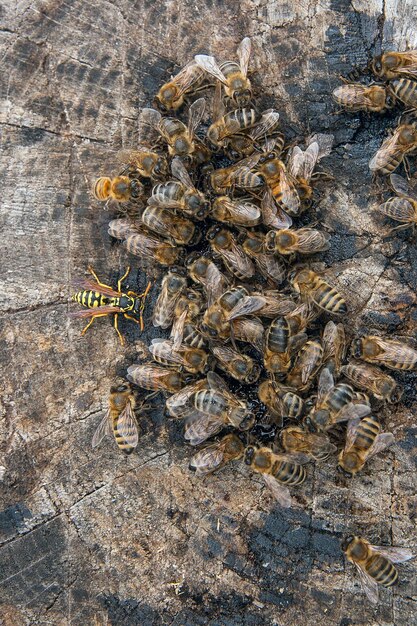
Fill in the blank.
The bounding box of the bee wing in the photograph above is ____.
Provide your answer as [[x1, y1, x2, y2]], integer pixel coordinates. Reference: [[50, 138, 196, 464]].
[[232, 318, 264, 353], [354, 562, 379, 605], [184, 411, 224, 445], [116, 401, 139, 449], [140, 107, 162, 131], [212, 344, 238, 363], [189, 443, 225, 475], [226, 295, 266, 320], [261, 188, 293, 229], [171, 156, 194, 189], [212, 80, 225, 122], [343, 417, 361, 451], [390, 173, 417, 200], [166, 381, 207, 418], [222, 198, 261, 224], [171, 309, 187, 350], [188, 97, 206, 135], [372, 338, 417, 367], [288, 143, 319, 181], [276, 451, 310, 465], [295, 229, 331, 253], [220, 243, 255, 278], [127, 364, 168, 385], [207, 370, 231, 395], [369, 545, 414, 563], [255, 255, 287, 285], [108, 218, 137, 240], [392, 51, 417, 76], [72, 277, 122, 297], [279, 168, 301, 215], [92, 411, 111, 448], [205, 262, 227, 306], [317, 367, 334, 403], [172, 60, 203, 96], [298, 348, 322, 385], [194, 54, 228, 85], [249, 109, 280, 142], [262, 475, 292, 508], [369, 128, 402, 171], [335, 402, 371, 424], [333, 84, 370, 106], [70, 306, 122, 319], [308, 133, 333, 160], [364, 432, 395, 460], [116, 148, 144, 167], [150, 340, 186, 367], [237, 37, 251, 77]]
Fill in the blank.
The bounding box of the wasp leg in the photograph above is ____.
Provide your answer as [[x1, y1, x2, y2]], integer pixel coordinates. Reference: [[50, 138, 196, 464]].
[[127, 281, 152, 299], [117, 267, 131, 292], [88, 266, 114, 291], [124, 313, 141, 325], [81, 312, 109, 336], [113, 314, 125, 346]]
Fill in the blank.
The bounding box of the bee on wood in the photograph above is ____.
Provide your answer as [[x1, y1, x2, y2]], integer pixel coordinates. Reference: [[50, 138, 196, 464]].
[[189, 434, 245, 475], [258, 380, 304, 426], [338, 415, 395, 476], [351, 335, 417, 371], [152, 268, 188, 329], [280, 426, 336, 461], [369, 123, 417, 175], [116, 147, 168, 181], [127, 364, 189, 393], [155, 60, 205, 111], [342, 535, 414, 604], [210, 154, 263, 194], [212, 344, 261, 384], [286, 339, 324, 392], [265, 228, 330, 256], [341, 362, 403, 404], [322, 321, 346, 376], [263, 316, 308, 379], [376, 173, 417, 233], [206, 226, 255, 279], [93, 175, 145, 204], [371, 50, 417, 80], [256, 139, 301, 215], [286, 134, 333, 209], [242, 232, 287, 284], [92, 382, 138, 454], [291, 268, 347, 315], [195, 37, 253, 107], [332, 83, 394, 113], [71, 266, 151, 345]]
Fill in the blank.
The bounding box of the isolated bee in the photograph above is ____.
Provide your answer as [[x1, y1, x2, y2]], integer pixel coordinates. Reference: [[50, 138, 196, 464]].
[[186, 255, 229, 306], [338, 415, 395, 476], [389, 78, 417, 109], [206, 226, 255, 279], [376, 173, 417, 232], [369, 123, 417, 175], [116, 147, 168, 181], [286, 134, 333, 209], [263, 316, 307, 378], [280, 426, 336, 461], [184, 372, 254, 445], [210, 154, 263, 194], [140, 98, 207, 162], [93, 175, 145, 204], [189, 434, 245, 475], [201, 286, 249, 339], [371, 50, 417, 80], [258, 380, 304, 425], [127, 364, 188, 393], [260, 188, 293, 230], [152, 268, 187, 329], [342, 535, 414, 604], [244, 445, 307, 508], [256, 140, 300, 215], [306, 368, 371, 432], [241, 233, 286, 285], [92, 382, 138, 454], [195, 37, 253, 106], [332, 83, 394, 113], [147, 157, 209, 220], [265, 228, 330, 256], [155, 60, 205, 111], [341, 362, 402, 404], [212, 344, 261, 384], [211, 196, 261, 227], [71, 266, 151, 345], [286, 339, 324, 391], [291, 268, 347, 315], [322, 321, 346, 376], [351, 335, 417, 371]]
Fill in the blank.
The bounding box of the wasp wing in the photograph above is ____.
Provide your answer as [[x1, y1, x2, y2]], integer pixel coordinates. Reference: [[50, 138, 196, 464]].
[[70, 305, 122, 318], [92, 411, 112, 448], [72, 277, 122, 297], [262, 475, 292, 508]]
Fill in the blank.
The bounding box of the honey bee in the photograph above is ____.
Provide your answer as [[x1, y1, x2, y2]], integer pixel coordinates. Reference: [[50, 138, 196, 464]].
[[265, 228, 330, 256], [108, 219, 183, 266], [225, 292, 297, 321], [244, 445, 307, 508], [371, 50, 417, 80], [232, 317, 265, 353], [286, 302, 319, 334], [260, 188, 293, 230], [93, 175, 145, 203], [206, 84, 257, 149], [140, 98, 207, 162], [332, 83, 394, 113], [189, 434, 245, 475], [263, 316, 308, 378], [341, 361, 402, 403], [256, 140, 300, 215], [369, 123, 417, 175], [116, 147, 168, 181], [338, 415, 395, 476], [389, 78, 417, 109], [170, 293, 206, 350], [351, 335, 417, 371], [210, 154, 263, 194], [342, 535, 414, 604], [152, 268, 187, 329], [286, 134, 334, 209], [186, 255, 229, 306], [147, 157, 209, 220], [224, 109, 282, 159], [127, 364, 189, 393], [242, 232, 287, 284], [201, 286, 249, 339], [306, 367, 371, 432], [377, 173, 417, 232], [280, 426, 336, 461], [155, 60, 205, 111], [212, 344, 261, 384], [195, 37, 253, 106], [142, 205, 200, 246], [322, 321, 346, 376], [92, 382, 138, 454], [206, 226, 255, 279], [165, 378, 209, 419], [291, 268, 347, 316], [149, 338, 211, 375], [286, 339, 324, 391], [211, 196, 261, 227], [184, 372, 254, 445], [258, 380, 304, 426]]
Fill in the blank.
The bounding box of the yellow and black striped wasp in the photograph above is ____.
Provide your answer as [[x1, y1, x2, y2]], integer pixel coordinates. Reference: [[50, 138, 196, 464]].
[[71, 266, 151, 345]]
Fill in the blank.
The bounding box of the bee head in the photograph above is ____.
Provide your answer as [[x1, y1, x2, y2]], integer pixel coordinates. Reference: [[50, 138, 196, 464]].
[[341, 535, 355, 552], [244, 445, 256, 465], [350, 338, 363, 359]]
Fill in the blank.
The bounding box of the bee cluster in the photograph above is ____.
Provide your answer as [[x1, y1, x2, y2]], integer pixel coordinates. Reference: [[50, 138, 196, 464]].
[[78, 39, 416, 604]]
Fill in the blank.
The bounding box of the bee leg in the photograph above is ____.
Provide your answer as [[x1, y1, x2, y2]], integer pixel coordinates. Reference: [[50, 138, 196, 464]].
[[113, 314, 125, 346], [117, 266, 131, 292], [403, 156, 412, 180], [87, 266, 114, 291]]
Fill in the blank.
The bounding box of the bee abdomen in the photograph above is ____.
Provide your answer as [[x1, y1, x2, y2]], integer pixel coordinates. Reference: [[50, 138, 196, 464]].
[[267, 317, 290, 353], [113, 417, 136, 454], [315, 282, 347, 314], [367, 555, 398, 587], [391, 78, 417, 108], [282, 392, 304, 419], [355, 416, 380, 449], [274, 461, 306, 485]]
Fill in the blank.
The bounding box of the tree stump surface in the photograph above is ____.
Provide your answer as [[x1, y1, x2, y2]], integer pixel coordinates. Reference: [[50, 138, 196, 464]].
[[0, 1, 416, 624]]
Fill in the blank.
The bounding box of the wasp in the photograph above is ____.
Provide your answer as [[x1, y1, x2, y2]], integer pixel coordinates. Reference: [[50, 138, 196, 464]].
[[71, 266, 151, 346]]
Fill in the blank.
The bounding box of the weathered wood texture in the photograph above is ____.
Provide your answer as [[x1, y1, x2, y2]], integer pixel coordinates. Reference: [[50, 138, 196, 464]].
[[1, 0, 417, 624]]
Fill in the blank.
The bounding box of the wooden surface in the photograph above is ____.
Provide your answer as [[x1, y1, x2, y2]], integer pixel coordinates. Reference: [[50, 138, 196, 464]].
[[0, 1, 416, 624]]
